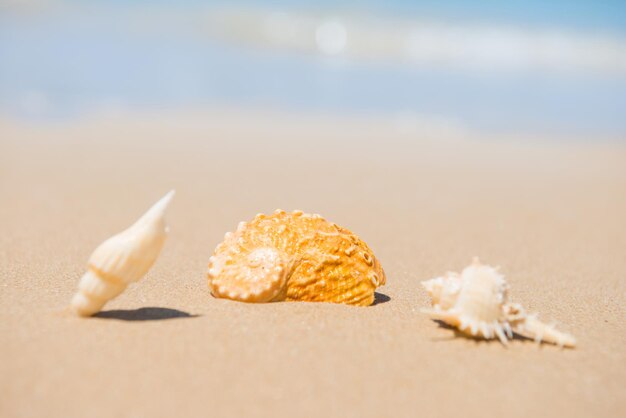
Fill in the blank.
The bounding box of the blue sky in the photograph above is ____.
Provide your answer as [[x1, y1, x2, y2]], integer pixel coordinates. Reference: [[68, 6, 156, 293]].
[[1, 1, 625, 137], [92, 0, 626, 32]]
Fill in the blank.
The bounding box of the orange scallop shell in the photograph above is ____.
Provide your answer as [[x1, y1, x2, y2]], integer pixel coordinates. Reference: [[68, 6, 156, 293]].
[[207, 210, 386, 306]]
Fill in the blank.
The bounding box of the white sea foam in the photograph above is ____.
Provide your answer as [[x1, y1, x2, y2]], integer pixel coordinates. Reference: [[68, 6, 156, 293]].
[[205, 8, 626, 76]]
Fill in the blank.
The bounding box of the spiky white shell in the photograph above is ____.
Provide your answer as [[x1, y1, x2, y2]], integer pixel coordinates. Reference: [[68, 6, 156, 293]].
[[421, 258, 576, 348], [70, 191, 174, 316], [422, 259, 512, 343]]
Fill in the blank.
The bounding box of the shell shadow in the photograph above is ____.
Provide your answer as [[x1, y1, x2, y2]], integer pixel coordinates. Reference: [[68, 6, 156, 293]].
[[373, 292, 391, 305], [93, 307, 198, 321]]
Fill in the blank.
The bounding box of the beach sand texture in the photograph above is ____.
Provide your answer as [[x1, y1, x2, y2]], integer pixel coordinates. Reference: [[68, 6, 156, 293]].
[[1, 110, 625, 418]]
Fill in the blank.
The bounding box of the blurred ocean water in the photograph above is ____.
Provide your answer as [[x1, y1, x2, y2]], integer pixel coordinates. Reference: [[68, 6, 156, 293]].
[[1, 0, 625, 137]]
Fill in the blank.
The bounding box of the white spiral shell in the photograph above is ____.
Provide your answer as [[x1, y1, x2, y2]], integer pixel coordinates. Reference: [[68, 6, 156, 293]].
[[422, 258, 576, 348], [70, 191, 175, 316]]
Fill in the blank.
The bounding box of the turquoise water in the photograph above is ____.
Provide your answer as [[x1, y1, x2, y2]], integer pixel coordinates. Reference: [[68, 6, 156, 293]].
[[1, 1, 625, 137]]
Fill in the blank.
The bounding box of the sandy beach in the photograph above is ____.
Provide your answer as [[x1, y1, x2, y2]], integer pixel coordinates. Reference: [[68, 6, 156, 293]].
[[1, 109, 625, 418]]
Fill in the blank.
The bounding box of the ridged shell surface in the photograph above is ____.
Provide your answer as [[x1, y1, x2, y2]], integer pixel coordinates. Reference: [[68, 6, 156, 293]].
[[207, 210, 386, 306]]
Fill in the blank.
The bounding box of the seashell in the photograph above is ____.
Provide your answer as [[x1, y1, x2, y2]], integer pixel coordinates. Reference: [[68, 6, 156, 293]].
[[421, 258, 576, 348], [207, 209, 386, 306], [70, 191, 175, 316]]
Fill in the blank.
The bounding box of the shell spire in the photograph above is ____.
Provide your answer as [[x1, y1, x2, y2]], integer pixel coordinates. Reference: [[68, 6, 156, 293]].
[[421, 258, 575, 348], [70, 190, 175, 316], [135, 189, 175, 228], [504, 303, 577, 348]]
